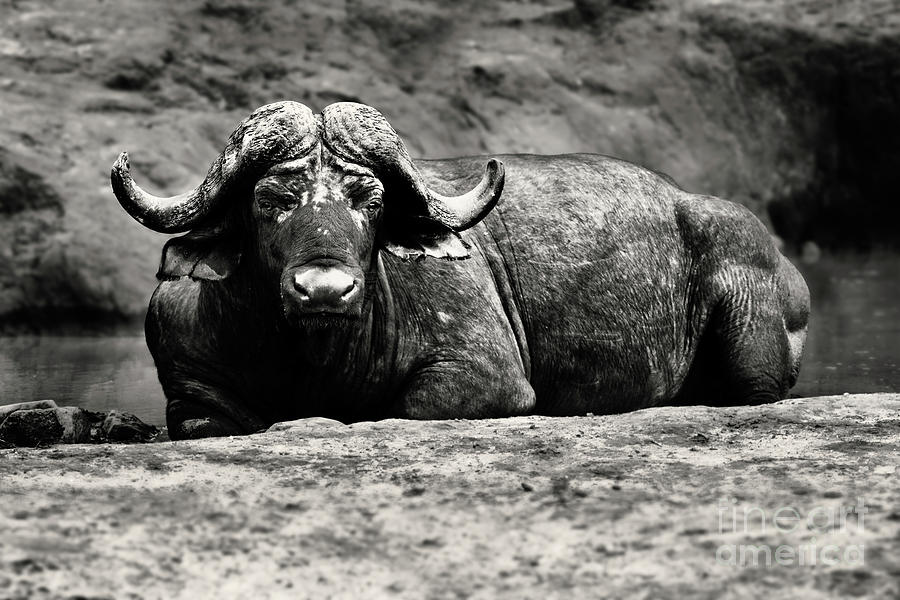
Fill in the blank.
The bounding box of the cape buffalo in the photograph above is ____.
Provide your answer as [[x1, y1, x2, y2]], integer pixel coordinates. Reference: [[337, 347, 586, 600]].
[[111, 101, 810, 440]]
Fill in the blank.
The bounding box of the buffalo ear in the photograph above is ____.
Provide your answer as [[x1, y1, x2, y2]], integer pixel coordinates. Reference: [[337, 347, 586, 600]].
[[157, 226, 241, 281], [380, 218, 472, 261]]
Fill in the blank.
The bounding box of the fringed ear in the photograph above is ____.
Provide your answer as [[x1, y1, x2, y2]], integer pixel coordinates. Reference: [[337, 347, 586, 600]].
[[382, 231, 472, 261], [379, 217, 473, 261], [157, 224, 241, 281]]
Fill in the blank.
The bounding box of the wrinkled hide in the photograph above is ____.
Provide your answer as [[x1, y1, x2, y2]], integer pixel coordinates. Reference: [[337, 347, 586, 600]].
[[117, 105, 810, 440]]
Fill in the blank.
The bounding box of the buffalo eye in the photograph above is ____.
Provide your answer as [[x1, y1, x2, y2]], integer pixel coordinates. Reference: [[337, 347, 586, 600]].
[[347, 178, 383, 220], [362, 197, 383, 219], [257, 198, 277, 213], [255, 191, 293, 216]]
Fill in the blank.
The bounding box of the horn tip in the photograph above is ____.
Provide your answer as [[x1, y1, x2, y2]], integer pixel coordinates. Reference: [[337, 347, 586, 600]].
[[486, 158, 504, 180], [112, 151, 131, 174], [485, 158, 505, 195]]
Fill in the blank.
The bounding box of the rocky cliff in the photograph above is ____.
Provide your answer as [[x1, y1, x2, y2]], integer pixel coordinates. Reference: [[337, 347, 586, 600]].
[[1, 0, 898, 329]]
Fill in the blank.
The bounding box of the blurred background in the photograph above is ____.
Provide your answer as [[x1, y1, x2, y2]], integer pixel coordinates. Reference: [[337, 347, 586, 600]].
[[0, 0, 897, 424]]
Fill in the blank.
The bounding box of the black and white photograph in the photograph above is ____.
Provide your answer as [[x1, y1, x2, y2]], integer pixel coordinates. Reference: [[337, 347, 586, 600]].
[[1, 0, 898, 597]]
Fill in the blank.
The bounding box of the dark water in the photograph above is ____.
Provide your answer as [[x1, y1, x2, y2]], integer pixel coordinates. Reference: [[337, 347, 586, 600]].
[[0, 253, 897, 426], [0, 336, 166, 425], [789, 252, 899, 398]]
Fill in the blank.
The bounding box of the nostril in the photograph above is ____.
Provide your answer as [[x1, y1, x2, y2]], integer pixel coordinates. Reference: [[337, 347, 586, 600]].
[[292, 273, 310, 300], [340, 281, 359, 301]]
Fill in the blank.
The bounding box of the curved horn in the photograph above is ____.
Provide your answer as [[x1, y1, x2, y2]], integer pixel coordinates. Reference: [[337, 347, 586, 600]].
[[426, 158, 504, 230], [322, 102, 504, 231], [111, 101, 319, 234], [111, 151, 225, 234]]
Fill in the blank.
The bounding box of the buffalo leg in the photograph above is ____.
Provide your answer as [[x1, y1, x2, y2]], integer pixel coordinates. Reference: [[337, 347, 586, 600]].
[[163, 379, 267, 440], [397, 362, 535, 419], [168, 413, 244, 440]]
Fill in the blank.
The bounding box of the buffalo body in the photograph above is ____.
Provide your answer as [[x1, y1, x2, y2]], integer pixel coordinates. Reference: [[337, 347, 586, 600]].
[[141, 151, 808, 438]]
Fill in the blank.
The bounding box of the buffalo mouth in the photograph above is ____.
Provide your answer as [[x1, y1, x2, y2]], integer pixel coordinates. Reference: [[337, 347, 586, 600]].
[[286, 312, 359, 331]]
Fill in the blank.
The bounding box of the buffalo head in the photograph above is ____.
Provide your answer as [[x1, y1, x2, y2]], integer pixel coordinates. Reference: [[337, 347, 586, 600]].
[[111, 101, 504, 327]]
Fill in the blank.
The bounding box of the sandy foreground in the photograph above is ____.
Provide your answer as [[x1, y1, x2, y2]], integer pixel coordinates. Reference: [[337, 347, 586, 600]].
[[1, 394, 898, 599]]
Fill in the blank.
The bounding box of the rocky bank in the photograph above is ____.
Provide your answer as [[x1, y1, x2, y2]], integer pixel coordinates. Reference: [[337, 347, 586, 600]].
[[1, 0, 899, 330], [1, 394, 898, 598], [0, 400, 160, 446]]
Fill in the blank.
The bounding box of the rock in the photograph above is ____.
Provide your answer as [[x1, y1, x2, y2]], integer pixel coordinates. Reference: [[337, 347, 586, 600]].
[[0, 406, 91, 446], [0, 394, 897, 598], [0, 404, 160, 445], [0, 399, 58, 421], [100, 411, 159, 443], [0, 150, 64, 215], [103, 56, 163, 92], [267, 417, 347, 433], [801, 240, 822, 264]]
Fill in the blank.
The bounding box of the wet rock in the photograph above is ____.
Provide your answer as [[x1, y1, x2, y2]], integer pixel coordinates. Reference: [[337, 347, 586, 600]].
[[0, 399, 58, 421], [0, 406, 91, 446], [0, 403, 162, 445], [100, 411, 159, 443], [801, 240, 822, 264]]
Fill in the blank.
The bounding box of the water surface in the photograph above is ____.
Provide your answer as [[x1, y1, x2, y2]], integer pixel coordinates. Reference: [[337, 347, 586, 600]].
[[790, 252, 899, 398], [0, 253, 897, 426], [0, 336, 165, 425]]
